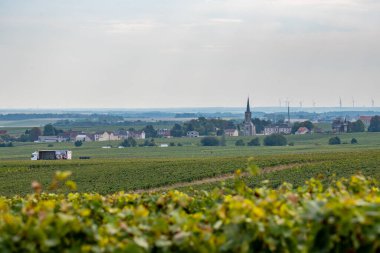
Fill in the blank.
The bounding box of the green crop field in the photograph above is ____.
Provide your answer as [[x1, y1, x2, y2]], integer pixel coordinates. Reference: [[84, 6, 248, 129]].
[[1, 132, 379, 160], [1, 149, 379, 196], [1, 132, 380, 252], [0, 132, 379, 196]]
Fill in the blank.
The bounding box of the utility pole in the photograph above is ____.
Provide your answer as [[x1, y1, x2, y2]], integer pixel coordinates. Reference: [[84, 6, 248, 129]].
[[287, 101, 290, 126]]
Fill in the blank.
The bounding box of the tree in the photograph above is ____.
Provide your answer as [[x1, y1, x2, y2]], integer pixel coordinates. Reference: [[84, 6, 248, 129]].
[[329, 136, 341, 145], [216, 129, 224, 136], [43, 124, 57, 136], [247, 137, 260, 146], [302, 121, 314, 131], [200, 137, 220, 146], [349, 120, 365, 133], [120, 137, 137, 147], [19, 134, 31, 142], [351, 138, 358, 144], [220, 135, 226, 146], [143, 138, 156, 146], [252, 118, 271, 134], [264, 134, 287, 146], [235, 139, 245, 146], [292, 121, 314, 134], [143, 125, 158, 138], [29, 127, 42, 141], [368, 116, 380, 132], [170, 124, 183, 137], [74, 140, 83, 147]]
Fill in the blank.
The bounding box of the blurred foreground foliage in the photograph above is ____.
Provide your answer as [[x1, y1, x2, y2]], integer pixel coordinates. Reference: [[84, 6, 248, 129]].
[[1, 167, 380, 252]]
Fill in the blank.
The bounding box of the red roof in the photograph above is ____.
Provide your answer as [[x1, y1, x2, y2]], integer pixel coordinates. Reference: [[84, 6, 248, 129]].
[[359, 116, 373, 121]]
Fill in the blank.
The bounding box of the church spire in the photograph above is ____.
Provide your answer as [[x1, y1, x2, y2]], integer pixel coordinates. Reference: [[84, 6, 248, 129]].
[[246, 97, 251, 113]]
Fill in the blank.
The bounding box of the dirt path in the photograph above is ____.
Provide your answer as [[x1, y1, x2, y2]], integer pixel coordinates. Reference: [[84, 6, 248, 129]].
[[133, 162, 316, 194]]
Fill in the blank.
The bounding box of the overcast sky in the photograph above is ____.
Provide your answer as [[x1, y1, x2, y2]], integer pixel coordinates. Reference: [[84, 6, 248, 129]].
[[0, 0, 379, 109]]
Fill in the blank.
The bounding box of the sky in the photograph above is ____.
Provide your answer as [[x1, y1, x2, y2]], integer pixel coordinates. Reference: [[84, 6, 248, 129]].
[[0, 0, 379, 109]]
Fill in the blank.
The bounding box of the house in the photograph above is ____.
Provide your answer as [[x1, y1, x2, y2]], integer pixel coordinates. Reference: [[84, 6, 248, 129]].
[[62, 130, 81, 141], [359, 116, 373, 126], [295, 127, 309, 135], [332, 118, 348, 133], [224, 129, 239, 137], [37, 136, 67, 143], [114, 129, 129, 140], [158, 129, 171, 138], [264, 125, 292, 135], [94, 132, 120, 142], [129, 130, 146, 139], [0, 130, 7, 135], [187, 131, 199, 137], [75, 134, 93, 142]]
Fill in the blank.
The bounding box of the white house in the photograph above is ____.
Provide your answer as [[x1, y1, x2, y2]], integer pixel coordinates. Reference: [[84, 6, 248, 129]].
[[359, 116, 373, 126], [187, 131, 200, 137], [295, 127, 309, 135], [157, 129, 171, 138], [129, 131, 146, 139], [75, 134, 93, 142], [264, 125, 292, 135], [224, 129, 239, 137], [94, 132, 120, 142], [37, 136, 67, 143]]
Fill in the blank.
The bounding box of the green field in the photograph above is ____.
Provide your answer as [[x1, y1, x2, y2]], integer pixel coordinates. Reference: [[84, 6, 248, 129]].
[[1, 132, 379, 160], [1, 132, 380, 252], [1, 149, 379, 196], [1, 132, 380, 196]]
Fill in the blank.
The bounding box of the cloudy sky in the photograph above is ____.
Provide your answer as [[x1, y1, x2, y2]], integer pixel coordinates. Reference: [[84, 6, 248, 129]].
[[0, 0, 379, 108]]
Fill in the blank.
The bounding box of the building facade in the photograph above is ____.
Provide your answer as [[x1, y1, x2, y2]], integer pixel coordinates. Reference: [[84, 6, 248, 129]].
[[187, 131, 200, 137], [332, 118, 348, 134], [242, 98, 256, 136], [263, 125, 292, 135], [224, 129, 239, 137]]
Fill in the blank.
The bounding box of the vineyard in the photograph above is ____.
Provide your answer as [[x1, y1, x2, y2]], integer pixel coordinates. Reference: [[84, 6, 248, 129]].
[[1, 150, 380, 196], [1, 170, 380, 252], [1, 149, 380, 252]]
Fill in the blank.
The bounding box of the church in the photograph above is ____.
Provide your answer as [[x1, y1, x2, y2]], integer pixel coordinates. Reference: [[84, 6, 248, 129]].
[[242, 98, 256, 136]]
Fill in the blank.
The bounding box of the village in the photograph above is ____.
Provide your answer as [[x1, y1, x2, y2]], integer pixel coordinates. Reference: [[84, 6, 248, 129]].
[[1, 99, 378, 147]]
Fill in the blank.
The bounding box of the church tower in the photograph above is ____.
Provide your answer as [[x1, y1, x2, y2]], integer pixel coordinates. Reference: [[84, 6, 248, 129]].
[[243, 98, 256, 136]]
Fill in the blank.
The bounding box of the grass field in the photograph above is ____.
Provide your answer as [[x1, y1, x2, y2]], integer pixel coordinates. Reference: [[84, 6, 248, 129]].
[[1, 132, 379, 160]]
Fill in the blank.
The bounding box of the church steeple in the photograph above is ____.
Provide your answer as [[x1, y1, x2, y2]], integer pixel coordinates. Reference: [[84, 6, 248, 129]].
[[243, 97, 256, 136]]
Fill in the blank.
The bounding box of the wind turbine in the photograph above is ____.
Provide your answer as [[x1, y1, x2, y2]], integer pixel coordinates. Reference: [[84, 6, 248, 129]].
[[352, 97, 355, 108], [339, 97, 342, 108], [372, 98, 375, 107]]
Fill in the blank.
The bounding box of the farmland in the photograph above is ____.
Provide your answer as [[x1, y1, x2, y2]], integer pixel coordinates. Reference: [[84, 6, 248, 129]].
[[0, 132, 379, 160], [0, 132, 379, 196], [1, 148, 379, 196]]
